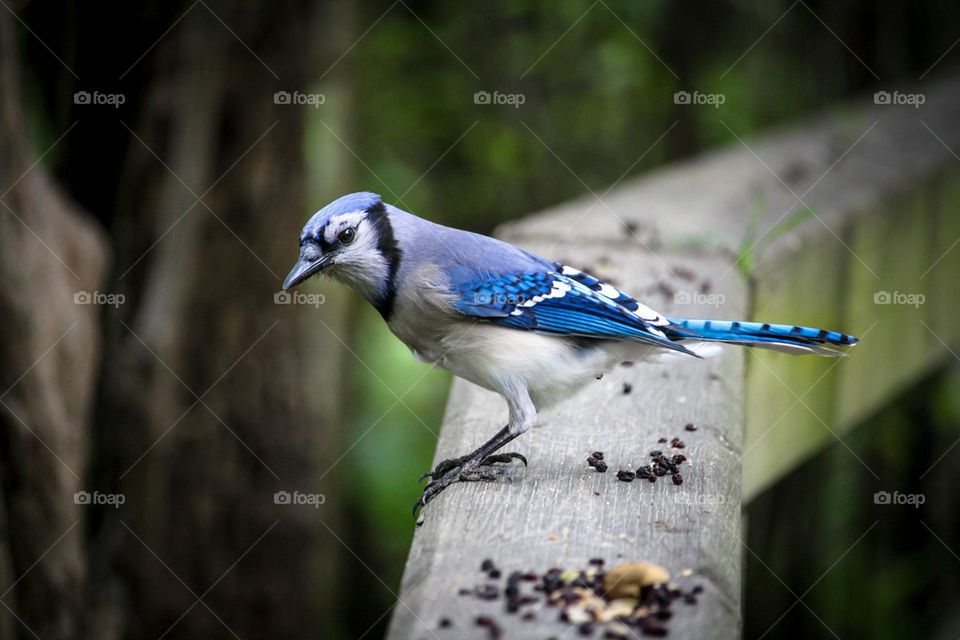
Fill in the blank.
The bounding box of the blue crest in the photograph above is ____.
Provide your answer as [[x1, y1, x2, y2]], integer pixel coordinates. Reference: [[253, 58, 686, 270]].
[[301, 192, 383, 241]]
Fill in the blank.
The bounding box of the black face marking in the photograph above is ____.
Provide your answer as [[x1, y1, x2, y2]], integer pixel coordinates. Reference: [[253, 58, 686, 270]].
[[365, 203, 403, 319], [305, 229, 334, 253]]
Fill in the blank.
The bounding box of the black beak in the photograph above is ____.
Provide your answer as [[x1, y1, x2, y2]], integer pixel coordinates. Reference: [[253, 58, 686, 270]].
[[282, 255, 332, 290]]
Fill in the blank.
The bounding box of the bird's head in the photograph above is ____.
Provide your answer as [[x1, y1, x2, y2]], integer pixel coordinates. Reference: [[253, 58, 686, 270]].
[[283, 192, 402, 311]]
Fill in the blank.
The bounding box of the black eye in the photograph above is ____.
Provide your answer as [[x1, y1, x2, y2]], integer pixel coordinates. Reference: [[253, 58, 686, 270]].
[[337, 228, 356, 245]]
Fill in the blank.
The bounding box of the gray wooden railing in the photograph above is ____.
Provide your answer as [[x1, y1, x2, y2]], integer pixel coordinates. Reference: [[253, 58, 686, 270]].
[[387, 75, 960, 639]]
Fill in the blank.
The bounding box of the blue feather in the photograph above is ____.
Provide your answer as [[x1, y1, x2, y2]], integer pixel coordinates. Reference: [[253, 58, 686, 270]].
[[668, 317, 858, 353], [452, 267, 696, 355]]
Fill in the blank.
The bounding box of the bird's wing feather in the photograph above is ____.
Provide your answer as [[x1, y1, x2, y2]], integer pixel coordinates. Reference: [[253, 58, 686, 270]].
[[451, 264, 696, 355]]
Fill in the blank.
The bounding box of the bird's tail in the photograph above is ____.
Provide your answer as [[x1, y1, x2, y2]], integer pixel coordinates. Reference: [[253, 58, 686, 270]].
[[666, 318, 858, 357]]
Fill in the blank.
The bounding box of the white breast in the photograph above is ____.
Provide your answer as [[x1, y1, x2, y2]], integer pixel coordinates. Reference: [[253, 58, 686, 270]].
[[434, 323, 621, 409]]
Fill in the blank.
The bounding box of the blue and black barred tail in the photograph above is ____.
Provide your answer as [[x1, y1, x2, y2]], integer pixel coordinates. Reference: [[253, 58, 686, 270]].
[[666, 318, 859, 356]]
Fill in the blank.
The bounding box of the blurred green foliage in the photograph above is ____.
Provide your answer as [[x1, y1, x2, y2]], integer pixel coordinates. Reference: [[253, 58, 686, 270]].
[[747, 367, 960, 638]]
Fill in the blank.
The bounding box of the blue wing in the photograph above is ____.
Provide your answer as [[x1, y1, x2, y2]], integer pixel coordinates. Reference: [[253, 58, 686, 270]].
[[452, 264, 697, 355]]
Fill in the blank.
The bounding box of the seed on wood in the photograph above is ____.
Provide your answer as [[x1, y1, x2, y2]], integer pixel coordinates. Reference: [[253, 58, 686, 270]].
[[458, 588, 471, 596], [592, 451, 605, 460], [522, 611, 536, 622], [438, 617, 452, 628], [617, 470, 635, 482], [604, 562, 670, 598], [636, 465, 653, 479], [672, 473, 683, 485], [477, 584, 499, 600], [685, 423, 697, 431], [481, 559, 496, 572], [589, 558, 605, 566], [671, 454, 686, 465], [649, 450, 662, 457], [622, 383, 632, 395], [489, 569, 502, 579], [579, 621, 596, 635], [657, 437, 668, 443], [641, 617, 667, 636], [594, 460, 608, 472], [692, 585, 704, 594]]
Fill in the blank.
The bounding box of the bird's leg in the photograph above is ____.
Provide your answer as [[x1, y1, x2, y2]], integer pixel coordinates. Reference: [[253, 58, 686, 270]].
[[413, 425, 526, 516]]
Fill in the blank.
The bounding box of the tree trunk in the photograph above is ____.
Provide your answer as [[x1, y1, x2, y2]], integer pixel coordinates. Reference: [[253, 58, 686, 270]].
[[0, 6, 109, 639], [89, 2, 349, 637]]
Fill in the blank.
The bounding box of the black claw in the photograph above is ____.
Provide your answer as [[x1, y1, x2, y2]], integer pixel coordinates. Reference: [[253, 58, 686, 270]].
[[480, 452, 527, 467], [419, 455, 468, 482]]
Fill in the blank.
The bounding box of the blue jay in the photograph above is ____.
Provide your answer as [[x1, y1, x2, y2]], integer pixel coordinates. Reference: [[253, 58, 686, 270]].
[[283, 192, 858, 515]]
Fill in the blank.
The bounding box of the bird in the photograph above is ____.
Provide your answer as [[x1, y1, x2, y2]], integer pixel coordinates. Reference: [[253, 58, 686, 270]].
[[282, 192, 859, 515]]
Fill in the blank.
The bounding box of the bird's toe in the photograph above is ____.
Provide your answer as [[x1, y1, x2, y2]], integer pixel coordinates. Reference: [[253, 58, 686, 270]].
[[480, 451, 527, 467]]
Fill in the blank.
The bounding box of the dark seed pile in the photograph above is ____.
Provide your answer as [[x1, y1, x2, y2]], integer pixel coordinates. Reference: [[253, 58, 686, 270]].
[[449, 558, 702, 637], [592, 428, 694, 485], [587, 451, 608, 473]]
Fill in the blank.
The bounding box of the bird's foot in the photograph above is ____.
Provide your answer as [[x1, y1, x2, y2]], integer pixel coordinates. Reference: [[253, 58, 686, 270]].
[[419, 452, 527, 482], [413, 452, 527, 517]]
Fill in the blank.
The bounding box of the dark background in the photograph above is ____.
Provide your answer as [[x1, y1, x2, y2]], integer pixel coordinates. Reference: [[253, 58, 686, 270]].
[[1, 1, 958, 638]]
